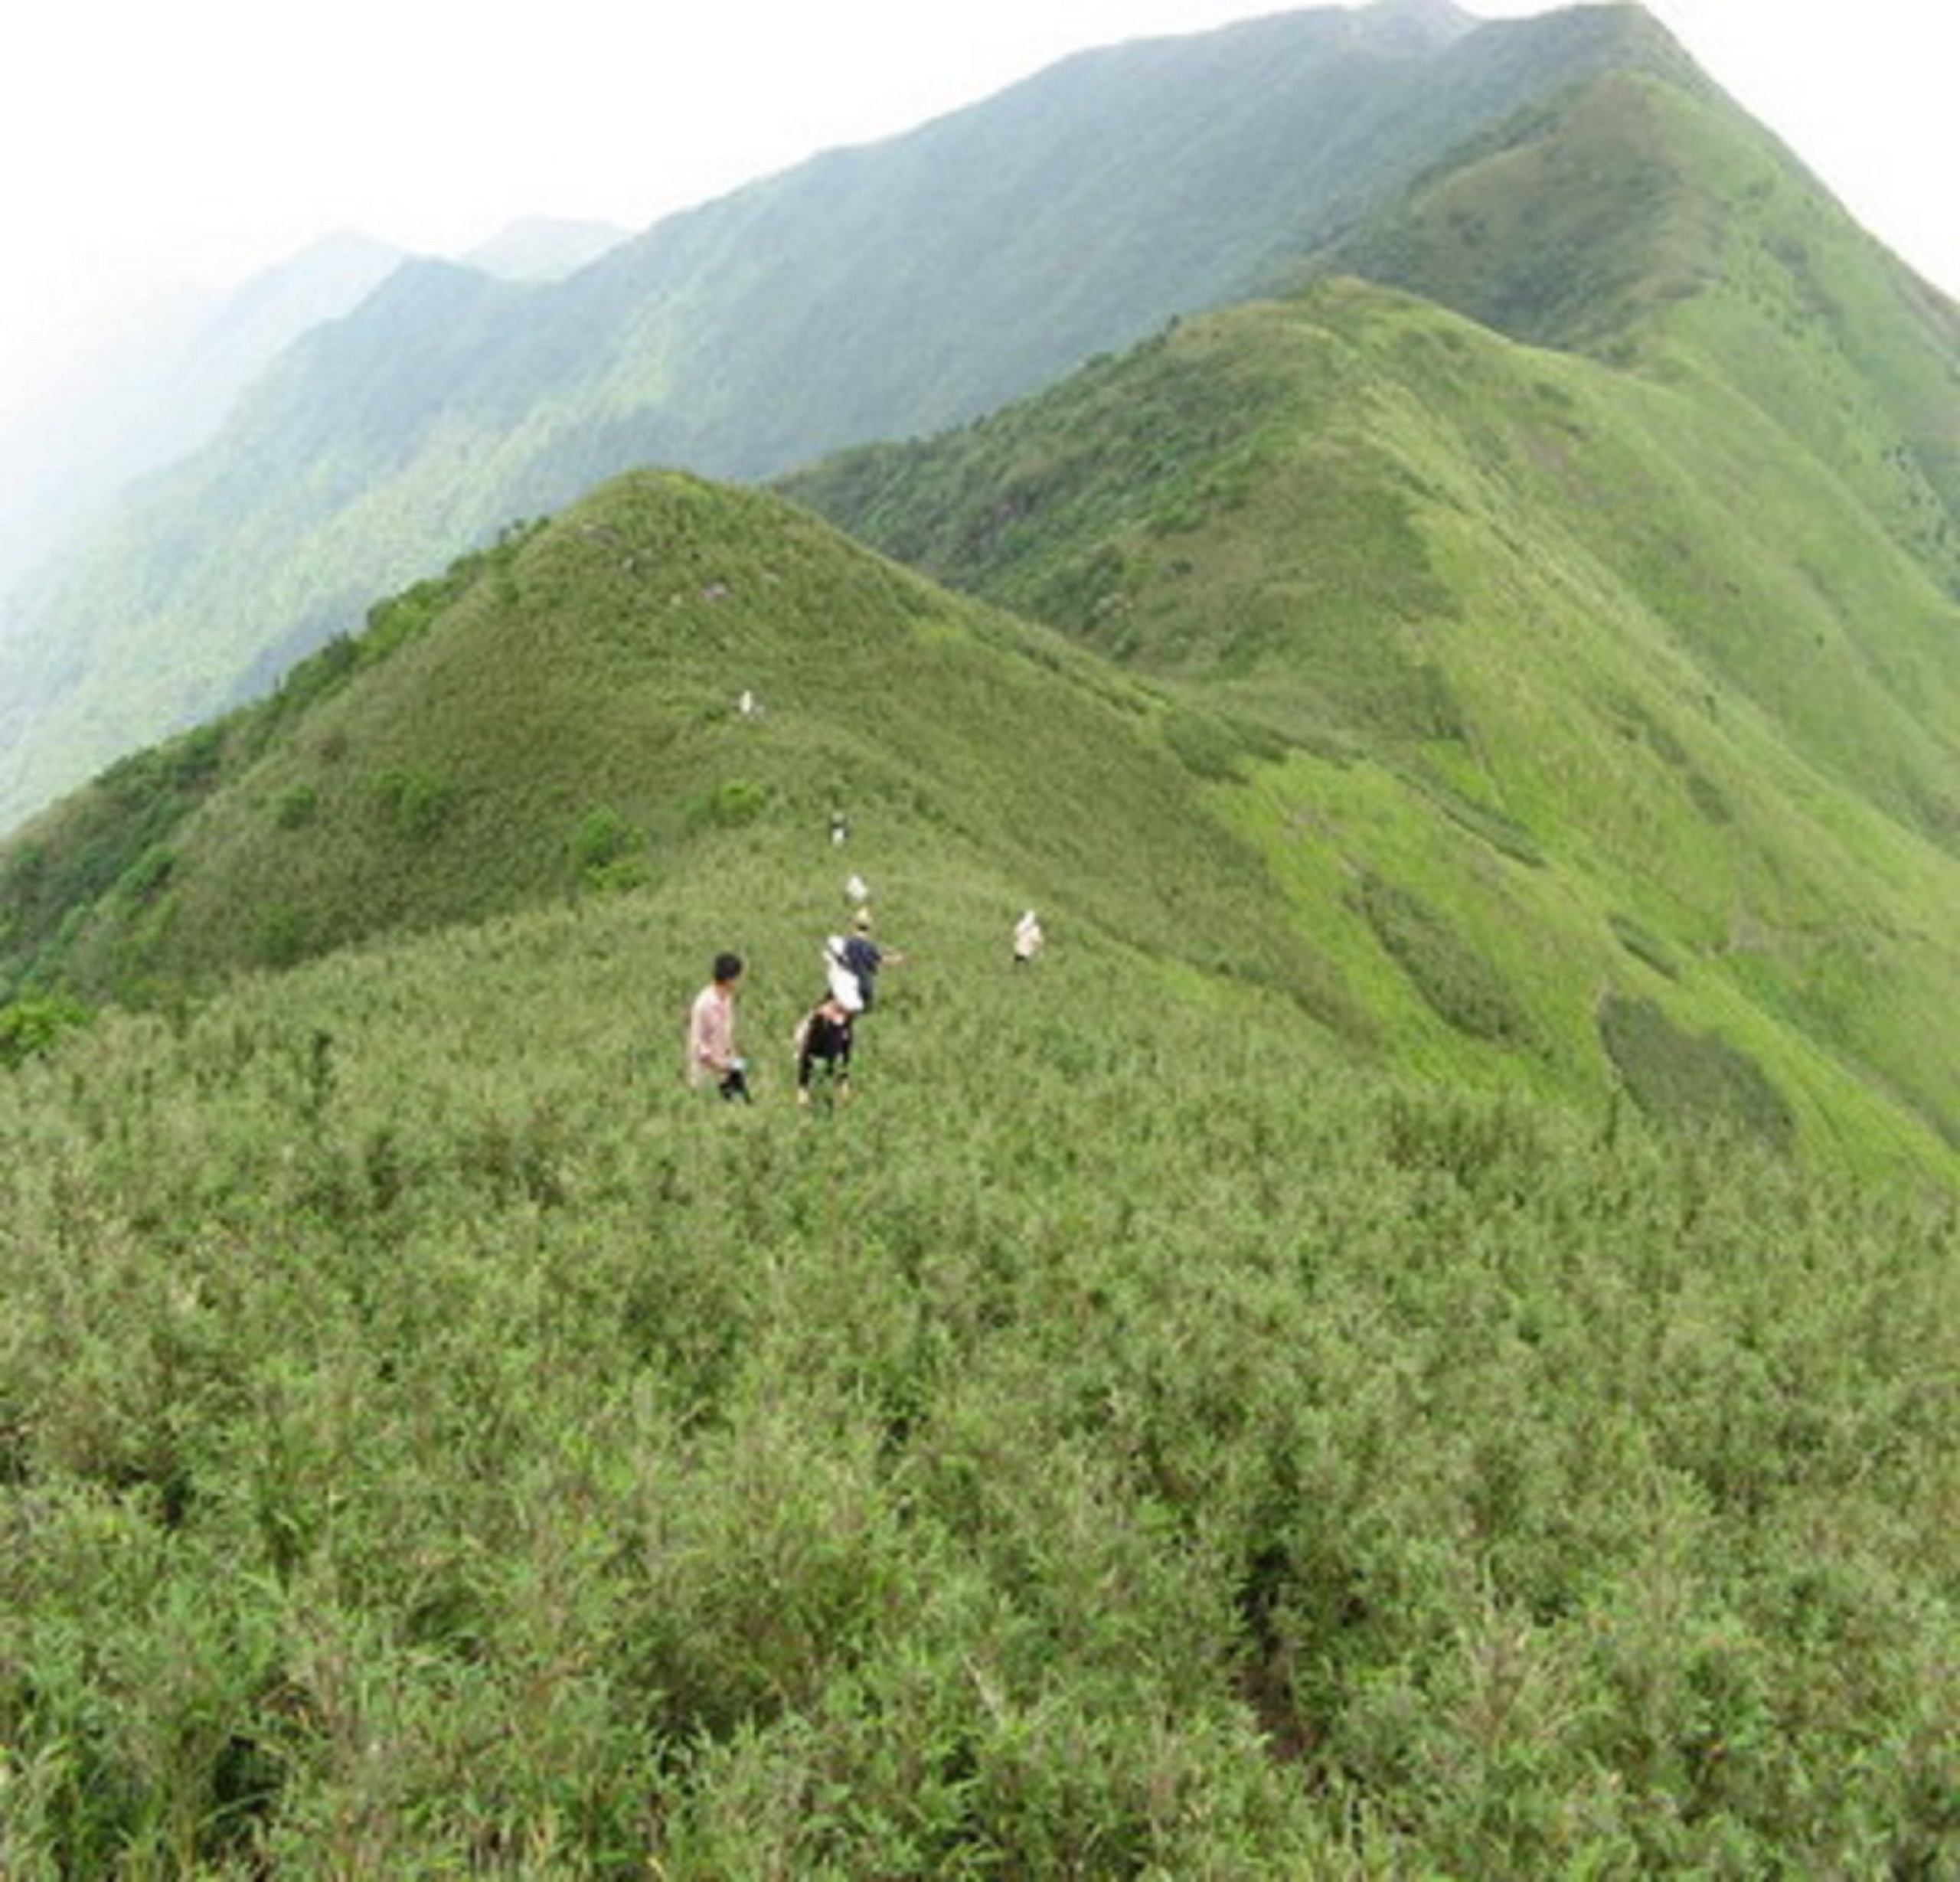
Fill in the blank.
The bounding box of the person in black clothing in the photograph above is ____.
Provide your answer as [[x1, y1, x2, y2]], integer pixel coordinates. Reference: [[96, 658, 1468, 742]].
[[793, 993, 855, 1106]]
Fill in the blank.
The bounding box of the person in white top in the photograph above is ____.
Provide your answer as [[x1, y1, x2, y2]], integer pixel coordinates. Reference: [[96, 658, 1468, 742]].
[[1013, 910, 1045, 966]]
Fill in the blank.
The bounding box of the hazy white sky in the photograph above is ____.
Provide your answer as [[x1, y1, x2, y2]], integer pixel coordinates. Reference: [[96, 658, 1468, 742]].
[[2, 0, 1955, 410]]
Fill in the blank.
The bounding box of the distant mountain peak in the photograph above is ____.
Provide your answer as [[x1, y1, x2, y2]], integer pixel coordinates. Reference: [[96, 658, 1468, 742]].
[[1358, 0, 1477, 45], [459, 217, 631, 282]]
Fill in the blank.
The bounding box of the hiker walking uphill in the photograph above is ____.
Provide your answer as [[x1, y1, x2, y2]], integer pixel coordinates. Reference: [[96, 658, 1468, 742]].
[[686, 952, 750, 1101], [835, 907, 905, 1014]]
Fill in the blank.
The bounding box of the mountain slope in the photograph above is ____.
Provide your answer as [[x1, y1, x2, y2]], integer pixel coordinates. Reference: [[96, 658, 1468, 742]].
[[7, 428, 1958, 1187], [0, 233, 407, 609], [0, 471, 1355, 1042], [8, 5, 1960, 1178], [7, 791, 1952, 1874], [786, 274, 1960, 1175], [776, 41, 1960, 1175], [1321, 58, 1960, 593], [0, 0, 1668, 833]]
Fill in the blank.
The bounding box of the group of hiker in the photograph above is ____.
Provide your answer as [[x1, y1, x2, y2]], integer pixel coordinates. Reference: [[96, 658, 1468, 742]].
[[685, 714, 1050, 1106], [685, 897, 1044, 1106], [683, 903, 904, 1106]]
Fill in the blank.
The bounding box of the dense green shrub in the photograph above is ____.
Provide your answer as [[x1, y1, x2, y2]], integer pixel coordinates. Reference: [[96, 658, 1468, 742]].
[[0, 888, 1950, 1874], [684, 776, 772, 833], [368, 768, 456, 841], [1599, 990, 1795, 1150], [1423, 779, 1547, 867], [1161, 702, 1250, 781], [253, 903, 312, 970], [568, 806, 648, 894], [1609, 908, 1679, 978], [273, 785, 319, 832], [117, 844, 176, 904], [1356, 868, 1529, 1043], [0, 992, 91, 1067]]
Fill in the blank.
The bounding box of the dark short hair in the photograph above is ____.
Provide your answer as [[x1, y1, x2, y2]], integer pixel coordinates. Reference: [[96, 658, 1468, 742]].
[[714, 952, 743, 982]]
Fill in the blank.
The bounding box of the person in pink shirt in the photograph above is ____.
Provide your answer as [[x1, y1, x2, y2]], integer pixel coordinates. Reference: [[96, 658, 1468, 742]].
[[686, 952, 750, 1101]]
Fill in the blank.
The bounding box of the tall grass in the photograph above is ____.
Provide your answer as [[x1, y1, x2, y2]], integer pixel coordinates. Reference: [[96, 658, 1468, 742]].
[[2, 868, 1953, 1876]]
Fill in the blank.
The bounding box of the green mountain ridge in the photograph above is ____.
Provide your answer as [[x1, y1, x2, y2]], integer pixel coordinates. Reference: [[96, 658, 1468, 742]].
[[3, 462, 1955, 1870], [779, 54, 1960, 1174], [8, 10, 1960, 1190], [4, 14, 1959, 1860], [8, 325, 1960, 1184], [0, 0, 1675, 832], [1326, 60, 1960, 570], [788, 277, 1960, 1175], [0, 472, 1356, 1038]]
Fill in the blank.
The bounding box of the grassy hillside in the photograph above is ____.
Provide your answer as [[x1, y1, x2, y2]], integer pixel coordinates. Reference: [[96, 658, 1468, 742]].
[[0, 0, 1669, 833], [2, 854, 1954, 1875], [1324, 61, 1960, 590], [0, 471, 1354, 1042], [3, 14, 1956, 1870], [14, 423, 1960, 1180], [787, 278, 1960, 1178]]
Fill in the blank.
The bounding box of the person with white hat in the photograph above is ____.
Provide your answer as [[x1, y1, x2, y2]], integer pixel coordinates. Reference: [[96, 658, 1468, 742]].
[[840, 906, 904, 1012]]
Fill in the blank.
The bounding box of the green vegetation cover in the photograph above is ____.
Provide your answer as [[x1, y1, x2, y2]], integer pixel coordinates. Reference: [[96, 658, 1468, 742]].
[[0, 0, 1662, 831], [3, 6, 1959, 1870], [790, 276, 1960, 1177], [3, 854, 1954, 1874], [2, 439, 1955, 1877], [0, 472, 1344, 1038]]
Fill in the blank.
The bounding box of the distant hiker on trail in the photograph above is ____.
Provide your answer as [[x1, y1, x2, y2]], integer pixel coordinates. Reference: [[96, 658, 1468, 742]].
[[1013, 909, 1045, 966], [839, 907, 905, 1013], [792, 993, 854, 1107], [686, 952, 750, 1101]]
